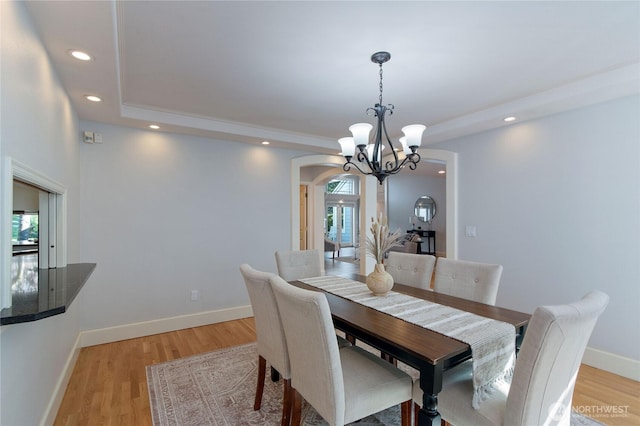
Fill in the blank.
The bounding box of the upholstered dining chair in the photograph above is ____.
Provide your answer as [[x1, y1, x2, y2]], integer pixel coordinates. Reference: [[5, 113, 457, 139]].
[[275, 249, 323, 281], [412, 290, 609, 426], [385, 252, 436, 291], [239, 264, 292, 426], [269, 275, 413, 426], [325, 238, 340, 259], [433, 258, 503, 305]]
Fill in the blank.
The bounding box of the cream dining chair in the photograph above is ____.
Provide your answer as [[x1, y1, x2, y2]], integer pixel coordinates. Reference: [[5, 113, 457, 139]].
[[412, 290, 609, 426], [275, 249, 323, 281], [325, 238, 340, 259], [433, 258, 503, 305], [239, 264, 292, 426], [385, 252, 436, 291], [269, 275, 413, 426]]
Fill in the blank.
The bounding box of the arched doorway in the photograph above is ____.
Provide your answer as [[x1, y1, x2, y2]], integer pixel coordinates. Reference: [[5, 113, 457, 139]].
[[290, 149, 458, 272]]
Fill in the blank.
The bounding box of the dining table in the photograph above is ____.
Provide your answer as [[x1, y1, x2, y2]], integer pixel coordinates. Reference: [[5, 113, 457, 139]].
[[289, 273, 530, 426]]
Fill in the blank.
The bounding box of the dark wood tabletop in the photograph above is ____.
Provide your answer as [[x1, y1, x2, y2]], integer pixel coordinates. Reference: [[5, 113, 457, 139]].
[[289, 274, 530, 426]]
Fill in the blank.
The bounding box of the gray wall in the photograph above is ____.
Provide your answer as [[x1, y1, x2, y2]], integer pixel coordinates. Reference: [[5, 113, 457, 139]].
[[76, 121, 310, 330], [387, 173, 446, 255], [431, 94, 640, 360], [1, 2, 83, 425]]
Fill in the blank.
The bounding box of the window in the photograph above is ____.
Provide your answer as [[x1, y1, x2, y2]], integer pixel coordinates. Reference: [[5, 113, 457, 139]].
[[12, 212, 39, 243], [325, 176, 360, 247], [326, 176, 359, 195]]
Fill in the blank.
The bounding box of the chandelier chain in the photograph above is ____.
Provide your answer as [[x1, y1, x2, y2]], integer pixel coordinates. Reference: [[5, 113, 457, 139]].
[[378, 62, 384, 105]]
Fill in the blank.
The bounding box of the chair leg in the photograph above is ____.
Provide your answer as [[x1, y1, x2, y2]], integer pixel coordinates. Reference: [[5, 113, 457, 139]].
[[401, 400, 411, 426], [290, 389, 303, 426], [281, 378, 292, 426], [381, 351, 398, 366], [345, 333, 356, 345], [254, 355, 266, 410]]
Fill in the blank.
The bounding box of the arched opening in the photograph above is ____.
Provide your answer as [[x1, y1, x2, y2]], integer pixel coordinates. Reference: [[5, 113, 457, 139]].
[[290, 148, 458, 274]]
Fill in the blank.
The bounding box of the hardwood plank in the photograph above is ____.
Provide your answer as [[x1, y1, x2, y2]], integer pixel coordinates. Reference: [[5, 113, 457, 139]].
[[572, 364, 640, 425], [53, 318, 256, 426], [54, 316, 638, 426]]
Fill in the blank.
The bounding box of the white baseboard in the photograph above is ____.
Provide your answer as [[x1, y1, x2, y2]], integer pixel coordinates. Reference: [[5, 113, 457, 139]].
[[79, 305, 253, 348], [582, 346, 640, 381], [41, 333, 82, 426]]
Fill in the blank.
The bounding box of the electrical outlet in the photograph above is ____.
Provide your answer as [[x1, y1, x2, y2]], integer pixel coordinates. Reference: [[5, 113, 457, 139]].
[[190, 290, 199, 301], [465, 225, 477, 237]]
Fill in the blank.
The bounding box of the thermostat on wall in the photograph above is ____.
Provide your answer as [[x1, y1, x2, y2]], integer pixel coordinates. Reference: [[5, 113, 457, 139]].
[[83, 131, 94, 144]]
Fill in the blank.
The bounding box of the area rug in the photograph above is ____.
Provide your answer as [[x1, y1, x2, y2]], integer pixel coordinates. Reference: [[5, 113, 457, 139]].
[[335, 256, 360, 264], [146, 343, 603, 426]]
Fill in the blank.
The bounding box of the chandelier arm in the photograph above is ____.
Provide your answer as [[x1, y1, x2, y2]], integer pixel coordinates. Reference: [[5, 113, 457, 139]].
[[410, 151, 421, 164], [384, 155, 407, 175], [356, 149, 377, 173], [380, 112, 401, 172], [403, 153, 421, 171], [342, 159, 371, 175]]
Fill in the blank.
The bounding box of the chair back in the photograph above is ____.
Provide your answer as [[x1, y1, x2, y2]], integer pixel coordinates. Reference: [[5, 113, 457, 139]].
[[275, 249, 323, 280], [269, 275, 345, 425], [385, 252, 435, 290], [433, 258, 503, 305], [505, 291, 609, 425], [239, 264, 290, 379]]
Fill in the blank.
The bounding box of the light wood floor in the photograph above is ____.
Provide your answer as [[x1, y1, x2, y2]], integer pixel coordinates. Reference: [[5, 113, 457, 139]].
[[54, 318, 639, 425], [54, 256, 639, 425]]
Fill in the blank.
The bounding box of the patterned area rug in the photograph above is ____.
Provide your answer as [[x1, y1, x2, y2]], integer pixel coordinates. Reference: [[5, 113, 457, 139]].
[[146, 343, 603, 426]]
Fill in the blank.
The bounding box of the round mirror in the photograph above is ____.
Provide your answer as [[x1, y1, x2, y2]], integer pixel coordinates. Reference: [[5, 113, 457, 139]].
[[414, 196, 436, 223]]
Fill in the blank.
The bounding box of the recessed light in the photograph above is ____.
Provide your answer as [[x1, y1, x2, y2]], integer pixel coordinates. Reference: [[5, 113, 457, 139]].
[[261, 141, 270, 145], [149, 124, 160, 130], [69, 50, 92, 61], [84, 95, 102, 102], [503, 116, 516, 122], [438, 170, 446, 174]]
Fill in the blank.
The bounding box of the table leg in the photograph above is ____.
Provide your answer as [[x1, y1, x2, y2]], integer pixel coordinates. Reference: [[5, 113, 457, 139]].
[[417, 363, 443, 426]]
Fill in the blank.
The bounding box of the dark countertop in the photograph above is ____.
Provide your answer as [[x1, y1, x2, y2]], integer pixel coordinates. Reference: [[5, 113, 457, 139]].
[[1, 255, 96, 325]]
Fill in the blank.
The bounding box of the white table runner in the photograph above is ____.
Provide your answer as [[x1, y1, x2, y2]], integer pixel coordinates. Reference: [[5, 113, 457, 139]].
[[299, 275, 515, 408]]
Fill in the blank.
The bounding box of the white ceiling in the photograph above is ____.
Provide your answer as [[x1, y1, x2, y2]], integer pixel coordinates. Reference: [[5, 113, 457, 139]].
[[24, 1, 640, 158]]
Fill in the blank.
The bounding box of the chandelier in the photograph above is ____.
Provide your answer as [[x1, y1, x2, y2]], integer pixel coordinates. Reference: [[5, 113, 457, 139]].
[[338, 51, 426, 184]]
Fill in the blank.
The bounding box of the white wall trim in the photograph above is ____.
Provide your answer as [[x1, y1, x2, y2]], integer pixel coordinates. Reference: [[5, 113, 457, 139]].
[[79, 305, 253, 348], [582, 346, 640, 381], [40, 333, 82, 426]]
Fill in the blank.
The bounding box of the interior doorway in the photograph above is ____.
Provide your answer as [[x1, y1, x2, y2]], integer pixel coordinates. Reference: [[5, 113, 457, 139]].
[[290, 149, 458, 262], [325, 202, 356, 248]]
